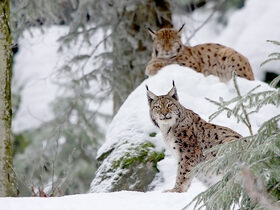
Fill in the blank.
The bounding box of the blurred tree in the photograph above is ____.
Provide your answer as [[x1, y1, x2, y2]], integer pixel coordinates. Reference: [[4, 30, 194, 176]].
[[10, 0, 173, 195], [57, 0, 173, 114], [109, 0, 172, 114], [0, 0, 17, 196]]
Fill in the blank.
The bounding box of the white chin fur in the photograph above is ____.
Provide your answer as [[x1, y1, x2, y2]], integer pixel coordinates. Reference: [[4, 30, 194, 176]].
[[159, 119, 172, 123], [158, 54, 176, 59], [158, 118, 176, 127]]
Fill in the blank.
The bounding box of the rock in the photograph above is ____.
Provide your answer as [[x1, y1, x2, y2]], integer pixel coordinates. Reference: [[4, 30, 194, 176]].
[[90, 140, 164, 192]]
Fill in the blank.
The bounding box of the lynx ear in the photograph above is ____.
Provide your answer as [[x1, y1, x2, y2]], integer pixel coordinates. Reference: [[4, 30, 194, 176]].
[[146, 85, 158, 106], [147, 27, 156, 39], [178, 24, 185, 34], [167, 81, 178, 101]]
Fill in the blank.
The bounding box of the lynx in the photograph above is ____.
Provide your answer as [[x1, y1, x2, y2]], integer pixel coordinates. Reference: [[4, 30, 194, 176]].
[[146, 81, 242, 192], [146, 25, 254, 82]]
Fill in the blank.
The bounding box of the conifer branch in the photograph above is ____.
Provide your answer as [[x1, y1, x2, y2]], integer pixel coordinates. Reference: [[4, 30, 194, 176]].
[[232, 72, 253, 135], [261, 40, 280, 67]]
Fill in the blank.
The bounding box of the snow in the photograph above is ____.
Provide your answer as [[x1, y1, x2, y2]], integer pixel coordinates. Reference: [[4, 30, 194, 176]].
[[12, 27, 67, 132], [5, 64, 278, 210], [0, 189, 206, 210], [8, 0, 280, 209]]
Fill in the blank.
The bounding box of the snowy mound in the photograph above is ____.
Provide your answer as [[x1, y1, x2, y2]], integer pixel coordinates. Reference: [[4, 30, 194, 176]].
[[91, 64, 280, 193], [2, 66, 279, 210], [99, 65, 278, 154]]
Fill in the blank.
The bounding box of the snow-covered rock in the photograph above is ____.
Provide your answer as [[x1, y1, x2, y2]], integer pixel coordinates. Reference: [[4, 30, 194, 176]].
[[90, 64, 280, 193]]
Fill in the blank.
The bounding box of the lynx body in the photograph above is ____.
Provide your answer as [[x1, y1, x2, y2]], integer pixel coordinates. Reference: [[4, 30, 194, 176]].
[[146, 82, 242, 192], [146, 26, 254, 82]]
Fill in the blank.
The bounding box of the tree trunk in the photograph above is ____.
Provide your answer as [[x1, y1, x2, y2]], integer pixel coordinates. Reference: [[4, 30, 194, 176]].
[[112, 0, 173, 114], [0, 0, 17, 197]]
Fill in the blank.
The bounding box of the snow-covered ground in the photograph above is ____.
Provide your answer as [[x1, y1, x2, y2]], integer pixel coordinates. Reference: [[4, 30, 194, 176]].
[[0, 188, 206, 210], [7, 0, 280, 209]]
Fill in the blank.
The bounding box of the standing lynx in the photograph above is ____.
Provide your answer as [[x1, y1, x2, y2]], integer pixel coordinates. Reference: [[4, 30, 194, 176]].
[[146, 82, 242, 192], [146, 25, 254, 82]]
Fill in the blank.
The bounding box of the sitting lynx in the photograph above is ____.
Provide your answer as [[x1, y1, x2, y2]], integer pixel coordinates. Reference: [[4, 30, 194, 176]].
[[146, 81, 242, 192], [146, 25, 254, 82]]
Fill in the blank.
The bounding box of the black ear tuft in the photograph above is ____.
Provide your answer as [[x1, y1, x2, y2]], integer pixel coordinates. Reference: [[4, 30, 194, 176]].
[[148, 97, 153, 106], [147, 27, 155, 35], [147, 27, 156, 39], [168, 81, 178, 101], [146, 87, 158, 106], [178, 24, 185, 33], [171, 92, 178, 101]]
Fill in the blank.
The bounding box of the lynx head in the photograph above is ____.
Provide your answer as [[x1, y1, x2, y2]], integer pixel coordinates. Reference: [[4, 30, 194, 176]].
[[146, 81, 182, 128], [148, 24, 184, 59]]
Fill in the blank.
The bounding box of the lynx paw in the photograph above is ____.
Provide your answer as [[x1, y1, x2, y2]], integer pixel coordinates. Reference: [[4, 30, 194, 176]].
[[145, 59, 169, 76], [145, 65, 159, 76]]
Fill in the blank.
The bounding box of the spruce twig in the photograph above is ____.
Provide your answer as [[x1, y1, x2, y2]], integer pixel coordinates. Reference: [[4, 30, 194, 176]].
[[232, 72, 253, 135], [206, 73, 258, 135], [261, 40, 280, 67]]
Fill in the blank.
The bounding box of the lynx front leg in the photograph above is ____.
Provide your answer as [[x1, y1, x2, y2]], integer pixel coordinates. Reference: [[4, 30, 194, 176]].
[[164, 157, 194, 193], [145, 58, 173, 76]]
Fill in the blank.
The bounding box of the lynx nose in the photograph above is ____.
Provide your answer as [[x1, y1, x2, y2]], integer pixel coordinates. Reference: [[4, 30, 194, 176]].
[[161, 50, 175, 59], [164, 51, 171, 56], [161, 113, 171, 120]]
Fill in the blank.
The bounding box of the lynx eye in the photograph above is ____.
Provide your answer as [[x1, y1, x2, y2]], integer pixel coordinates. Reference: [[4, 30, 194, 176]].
[[174, 42, 181, 50], [154, 105, 160, 109], [167, 103, 173, 108]]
